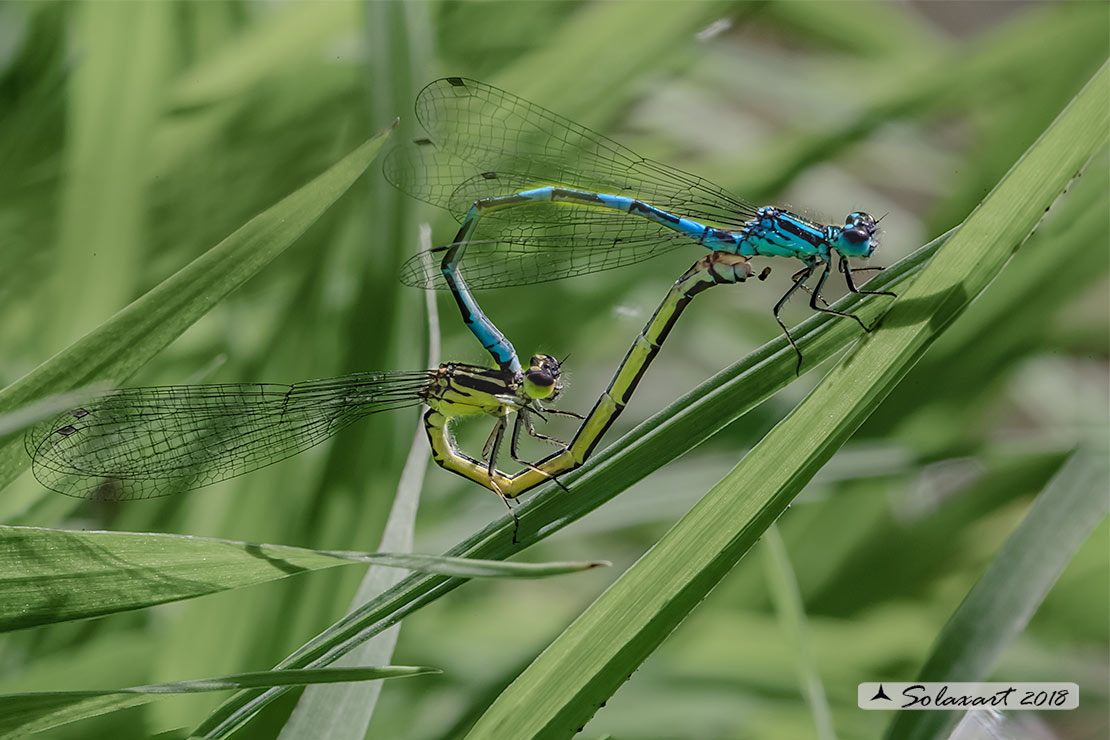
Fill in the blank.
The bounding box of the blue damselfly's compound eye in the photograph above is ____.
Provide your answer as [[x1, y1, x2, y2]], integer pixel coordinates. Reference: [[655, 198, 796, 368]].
[[845, 211, 876, 230], [842, 226, 870, 245], [837, 224, 876, 258]]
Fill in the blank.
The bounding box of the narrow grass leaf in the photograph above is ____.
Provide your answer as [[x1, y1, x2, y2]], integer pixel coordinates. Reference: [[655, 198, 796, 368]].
[[0, 127, 392, 491], [279, 219, 437, 740], [169, 3, 358, 110], [0, 666, 436, 740], [153, 3, 361, 177], [459, 63, 1108, 739], [883, 443, 1110, 740], [0, 525, 607, 631], [761, 526, 835, 740], [50, 2, 172, 345], [0, 385, 110, 437]]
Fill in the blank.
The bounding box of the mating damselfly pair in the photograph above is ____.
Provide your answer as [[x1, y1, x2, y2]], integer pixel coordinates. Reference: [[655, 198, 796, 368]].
[[26, 77, 892, 526]]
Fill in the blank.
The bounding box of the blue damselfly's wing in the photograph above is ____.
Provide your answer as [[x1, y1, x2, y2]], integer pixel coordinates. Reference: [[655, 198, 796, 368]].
[[25, 372, 433, 500], [396, 236, 696, 291], [386, 77, 759, 290]]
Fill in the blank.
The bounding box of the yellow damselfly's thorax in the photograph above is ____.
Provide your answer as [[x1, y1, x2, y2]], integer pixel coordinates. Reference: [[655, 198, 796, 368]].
[[423, 363, 521, 417], [423, 355, 563, 418]]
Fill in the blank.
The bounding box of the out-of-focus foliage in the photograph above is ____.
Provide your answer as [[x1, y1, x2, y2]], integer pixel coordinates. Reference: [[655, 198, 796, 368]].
[[0, 2, 1105, 739]]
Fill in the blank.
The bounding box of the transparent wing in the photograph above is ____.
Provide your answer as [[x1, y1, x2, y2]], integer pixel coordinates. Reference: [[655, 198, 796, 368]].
[[398, 235, 689, 290], [386, 77, 757, 227], [385, 77, 757, 289], [25, 371, 434, 500]]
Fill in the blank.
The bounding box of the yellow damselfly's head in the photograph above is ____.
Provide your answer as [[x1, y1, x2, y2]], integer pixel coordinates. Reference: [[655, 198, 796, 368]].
[[522, 353, 562, 402], [833, 211, 879, 258]]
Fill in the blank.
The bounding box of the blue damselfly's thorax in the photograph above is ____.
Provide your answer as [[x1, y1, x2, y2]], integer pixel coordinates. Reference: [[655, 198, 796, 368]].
[[739, 207, 879, 261]]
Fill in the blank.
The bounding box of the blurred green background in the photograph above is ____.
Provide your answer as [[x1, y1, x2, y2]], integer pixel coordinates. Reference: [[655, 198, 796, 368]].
[[0, 1, 1106, 738]]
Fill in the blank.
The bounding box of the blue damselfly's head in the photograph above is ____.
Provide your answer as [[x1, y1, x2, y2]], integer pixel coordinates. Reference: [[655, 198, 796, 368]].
[[523, 354, 562, 401], [833, 211, 878, 258]]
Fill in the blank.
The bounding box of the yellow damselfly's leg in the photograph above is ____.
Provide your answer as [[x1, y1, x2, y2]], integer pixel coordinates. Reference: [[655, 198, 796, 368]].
[[519, 408, 569, 447], [510, 410, 571, 497]]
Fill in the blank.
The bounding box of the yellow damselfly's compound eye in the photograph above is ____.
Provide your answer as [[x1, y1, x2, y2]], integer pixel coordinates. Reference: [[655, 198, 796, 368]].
[[524, 354, 561, 401]]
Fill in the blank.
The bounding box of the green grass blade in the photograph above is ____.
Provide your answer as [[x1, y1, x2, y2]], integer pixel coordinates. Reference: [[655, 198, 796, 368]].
[[0, 525, 606, 631], [50, 2, 172, 346], [458, 62, 1108, 740], [279, 217, 436, 738], [169, 3, 358, 110], [882, 443, 1110, 740], [0, 128, 392, 492], [0, 384, 110, 437], [761, 526, 835, 740], [0, 665, 437, 740]]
